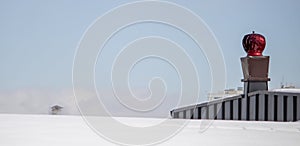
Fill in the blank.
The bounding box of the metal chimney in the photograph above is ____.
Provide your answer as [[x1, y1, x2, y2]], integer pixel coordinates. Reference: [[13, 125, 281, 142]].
[[241, 31, 270, 97]]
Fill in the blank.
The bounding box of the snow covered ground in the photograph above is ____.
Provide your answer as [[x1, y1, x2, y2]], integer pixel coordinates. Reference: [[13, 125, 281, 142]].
[[1, 114, 300, 146]]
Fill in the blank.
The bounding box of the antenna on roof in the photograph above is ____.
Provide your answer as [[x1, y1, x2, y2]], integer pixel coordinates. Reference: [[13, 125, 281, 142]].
[[280, 76, 284, 88]]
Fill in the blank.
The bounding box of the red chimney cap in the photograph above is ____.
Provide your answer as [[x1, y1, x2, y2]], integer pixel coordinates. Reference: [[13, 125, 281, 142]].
[[242, 31, 266, 56]]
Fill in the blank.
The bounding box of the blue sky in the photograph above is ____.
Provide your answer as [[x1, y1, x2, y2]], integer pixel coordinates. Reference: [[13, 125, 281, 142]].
[[0, 0, 299, 116]]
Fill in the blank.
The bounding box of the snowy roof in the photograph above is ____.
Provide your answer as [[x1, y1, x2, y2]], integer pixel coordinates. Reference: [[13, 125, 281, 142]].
[[271, 88, 300, 93], [1, 114, 299, 146]]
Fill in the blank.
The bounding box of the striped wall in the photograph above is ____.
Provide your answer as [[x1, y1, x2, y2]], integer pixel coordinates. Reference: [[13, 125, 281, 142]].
[[170, 91, 300, 122]]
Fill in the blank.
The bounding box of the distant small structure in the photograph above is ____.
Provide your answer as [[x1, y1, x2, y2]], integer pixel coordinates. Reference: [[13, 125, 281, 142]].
[[49, 105, 63, 115], [208, 87, 243, 101], [281, 84, 296, 89]]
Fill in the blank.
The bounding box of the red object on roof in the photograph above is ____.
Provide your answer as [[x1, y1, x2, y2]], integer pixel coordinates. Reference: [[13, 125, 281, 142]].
[[242, 31, 266, 56]]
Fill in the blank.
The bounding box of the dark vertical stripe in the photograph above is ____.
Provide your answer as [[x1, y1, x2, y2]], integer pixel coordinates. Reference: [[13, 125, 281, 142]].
[[274, 95, 278, 121], [214, 104, 217, 120], [255, 94, 259, 121], [283, 96, 288, 121], [183, 111, 186, 119], [222, 102, 225, 120], [190, 109, 194, 119], [264, 94, 269, 121], [293, 96, 297, 121], [206, 106, 209, 119], [230, 100, 234, 120], [246, 96, 250, 120], [198, 107, 201, 119], [238, 98, 242, 120]]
